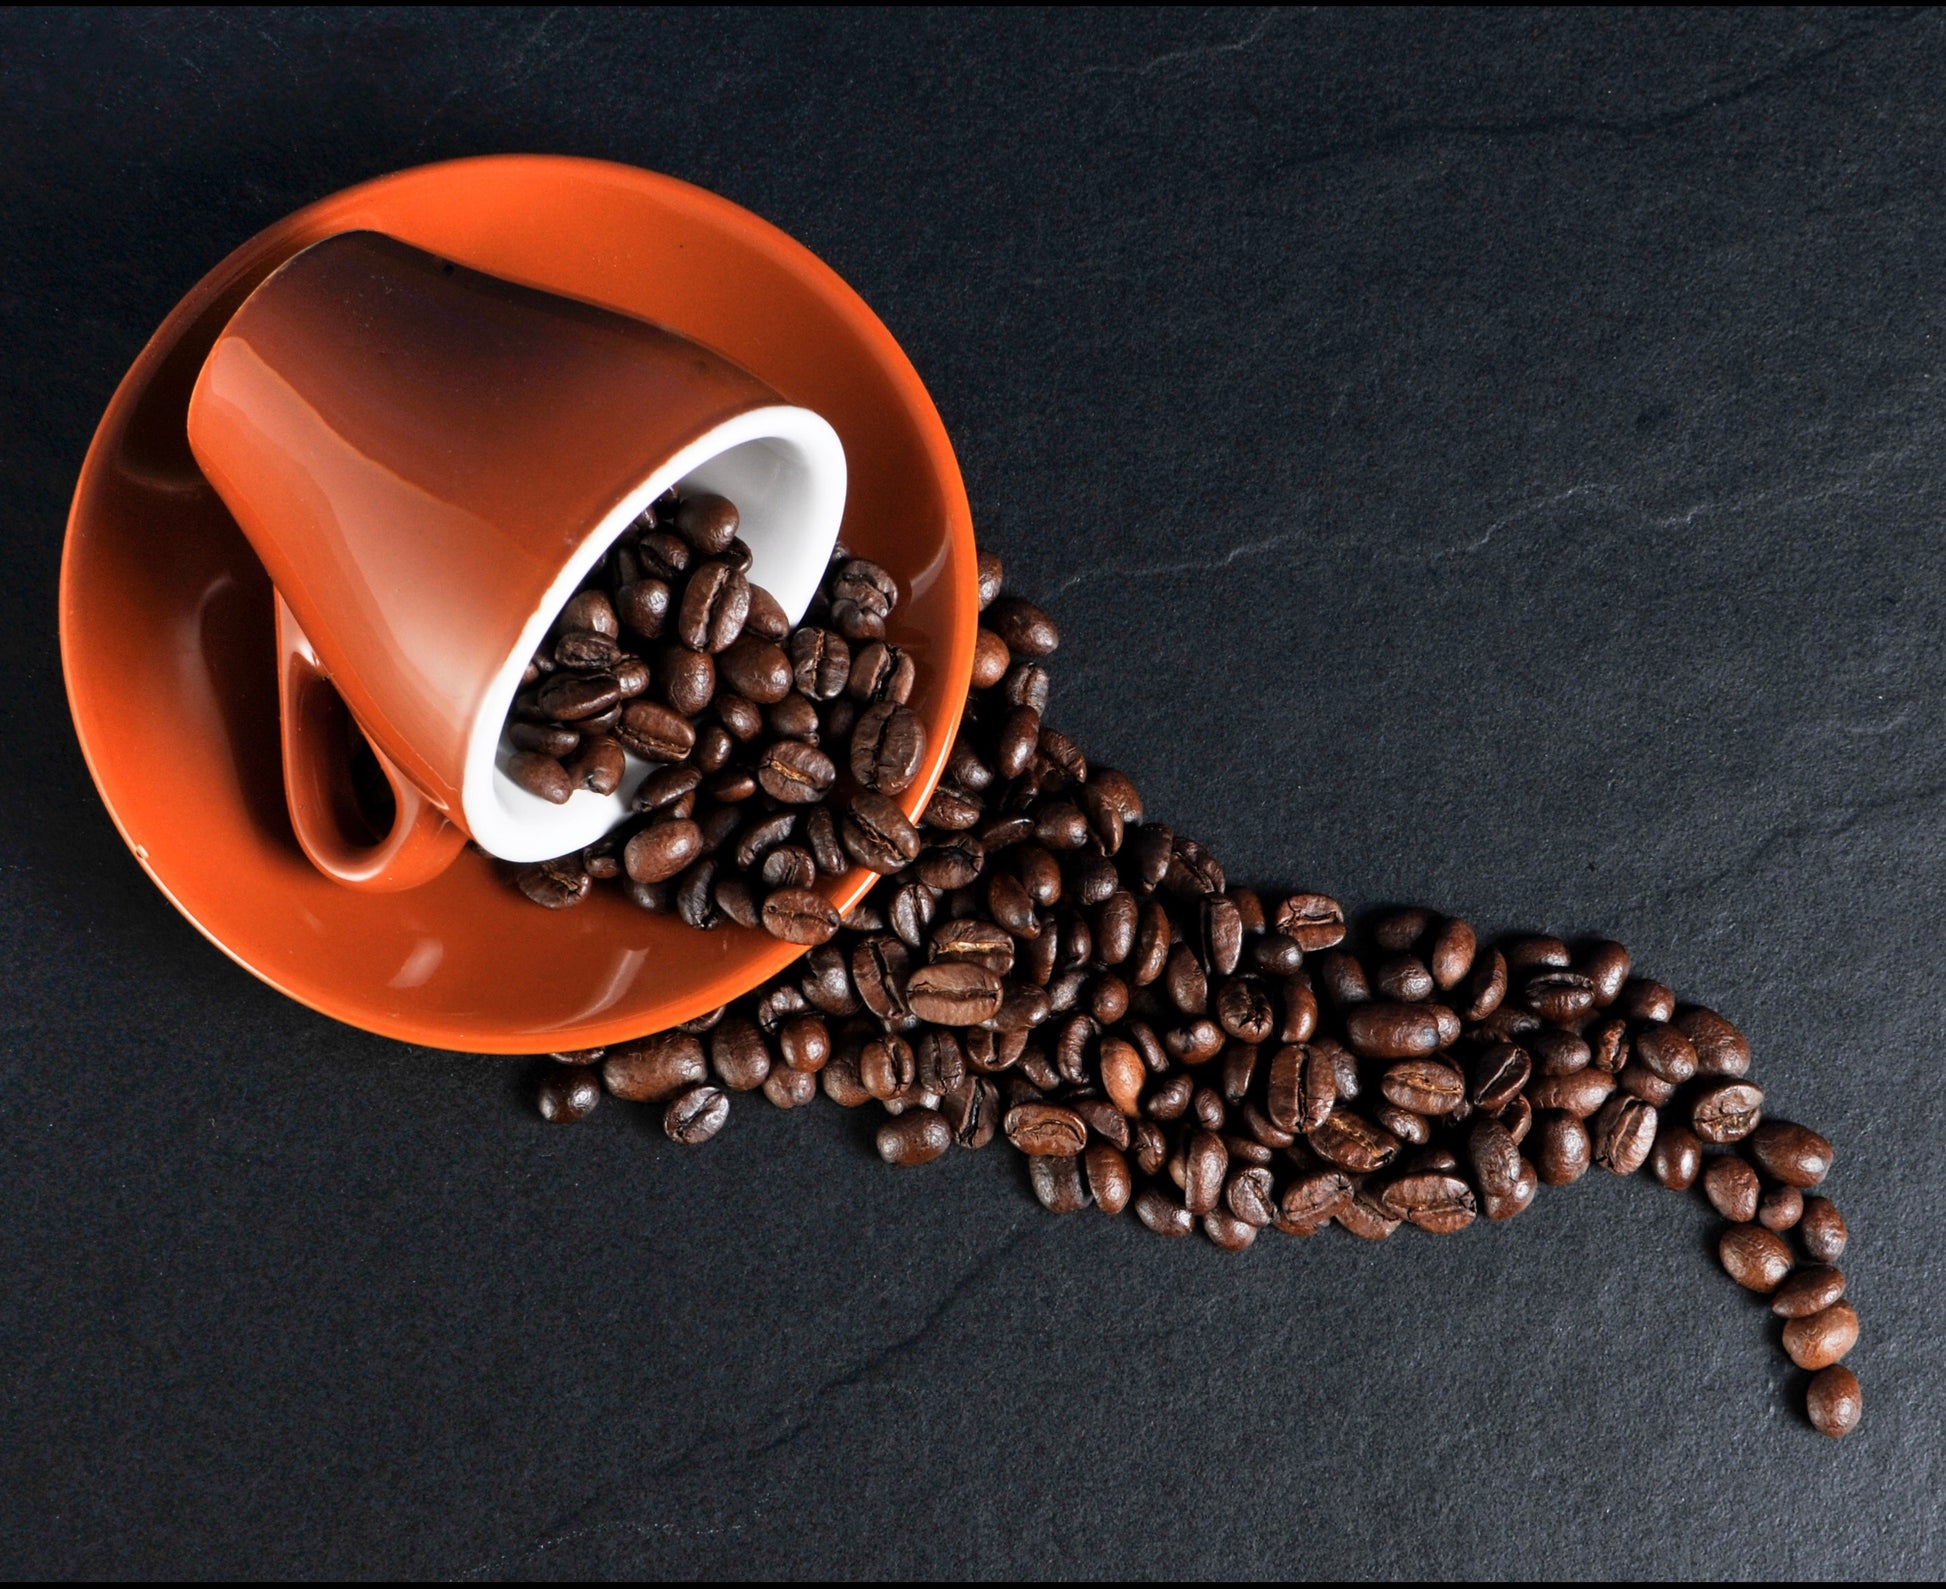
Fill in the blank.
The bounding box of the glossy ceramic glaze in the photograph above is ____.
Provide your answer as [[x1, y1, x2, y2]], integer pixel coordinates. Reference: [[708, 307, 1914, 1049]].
[[187, 231, 847, 876], [62, 155, 977, 1052]]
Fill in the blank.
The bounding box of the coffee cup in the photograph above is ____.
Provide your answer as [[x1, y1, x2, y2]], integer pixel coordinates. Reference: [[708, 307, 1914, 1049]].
[[186, 230, 846, 890]]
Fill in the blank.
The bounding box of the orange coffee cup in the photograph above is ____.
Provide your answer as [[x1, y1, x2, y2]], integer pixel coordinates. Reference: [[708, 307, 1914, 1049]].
[[185, 230, 846, 890]]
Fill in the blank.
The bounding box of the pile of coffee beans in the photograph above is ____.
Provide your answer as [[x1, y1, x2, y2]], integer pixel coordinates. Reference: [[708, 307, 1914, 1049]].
[[504, 487, 925, 930], [519, 523, 1861, 1440]]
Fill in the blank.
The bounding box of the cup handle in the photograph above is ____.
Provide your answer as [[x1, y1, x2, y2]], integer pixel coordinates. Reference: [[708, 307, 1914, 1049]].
[[275, 592, 467, 892]]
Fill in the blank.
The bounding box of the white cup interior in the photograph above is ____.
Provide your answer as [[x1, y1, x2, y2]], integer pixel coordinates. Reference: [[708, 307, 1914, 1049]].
[[460, 404, 846, 864]]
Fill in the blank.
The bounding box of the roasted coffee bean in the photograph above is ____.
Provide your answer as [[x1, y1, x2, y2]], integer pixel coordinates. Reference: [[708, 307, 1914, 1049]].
[[1749, 1120, 1833, 1188], [1145, 1072, 1193, 1122], [536, 672, 621, 722], [1505, 934, 1571, 972], [1163, 1019, 1224, 1065], [985, 597, 1059, 656], [674, 492, 739, 553], [1525, 1068, 1614, 1117], [1336, 1183, 1403, 1241], [877, 1108, 952, 1167], [509, 720, 581, 758], [1720, 1224, 1794, 1292], [1212, 979, 1272, 1044], [658, 645, 716, 715], [1676, 1007, 1752, 1077], [761, 846, 818, 891], [1371, 907, 1432, 952], [622, 819, 701, 885], [1382, 1171, 1477, 1234], [1163, 838, 1225, 897], [761, 887, 842, 945], [788, 627, 851, 699], [509, 750, 573, 804], [806, 806, 847, 875], [1532, 1111, 1591, 1185], [971, 628, 1011, 690], [1806, 1365, 1863, 1439], [744, 583, 789, 640], [603, 1033, 708, 1101], [1577, 939, 1630, 1005], [1164, 942, 1208, 1015], [1203, 1211, 1258, 1252], [559, 588, 619, 638], [975, 549, 1005, 609], [636, 528, 691, 581], [1374, 1103, 1430, 1146], [710, 1018, 772, 1091], [1528, 1029, 1590, 1077], [1467, 1117, 1524, 1200], [852, 701, 926, 794], [1306, 1112, 1400, 1174], [799, 944, 858, 1015], [776, 1015, 831, 1074], [1135, 1187, 1194, 1237], [1183, 1130, 1228, 1215], [847, 641, 915, 705], [1648, 1122, 1703, 1191], [1618, 1062, 1677, 1107], [758, 739, 837, 804], [1279, 978, 1320, 1043], [693, 723, 732, 772], [1002, 659, 1052, 713], [1773, 1265, 1846, 1319], [1316, 952, 1371, 1007], [717, 634, 793, 703], [1690, 1080, 1765, 1145], [1703, 1156, 1761, 1223], [860, 1034, 917, 1101], [1273, 893, 1347, 952], [1343, 1003, 1442, 1060], [549, 1045, 606, 1066], [1757, 1183, 1804, 1232], [837, 791, 922, 874], [1800, 1197, 1848, 1262], [677, 560, 750, 652], [915, 835, 985, 890], [1004, 1102, 1088, 1155], [554, 629, 622, 672], [906, 962, 1005, 1025], [1369, 953, 1430, 1003], [832, 557, 898, 617], [995, 706, 1041, 780], [1523, 969, 1597, 1022], [1590, 1095, 1657, 1175], [1632, 1022, 1699, 1085], [1425, 917, 1476, 989], [1380, 1059, 1466, 1116], [1223, 1165, 1276, 1228], [763, 1063, 817, 1109], [1482, 1159, 1539, 1221], [1468, 1044, 1531, 1112], [677, 857, 724, 927], [613, 699, 696, 762], [1075, 1142, 1129, 1213], [567, 736, 626, 795], [664, 1084, 729, 1145], [1588, 1018, 1628, 1074], [1783, 1302, 1859, 1370], [537, 1064, 601, 1122], [1619, 977, 1677, 1022], [1459, 949, 1509, 1021], [852, 937, 912, 1021], [616, 578, 672, 639], [1498, 1094, 1533, 1145]]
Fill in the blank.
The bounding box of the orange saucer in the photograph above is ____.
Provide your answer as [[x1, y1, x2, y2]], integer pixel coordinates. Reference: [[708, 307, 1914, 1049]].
[[61, 156, 977, 1053]]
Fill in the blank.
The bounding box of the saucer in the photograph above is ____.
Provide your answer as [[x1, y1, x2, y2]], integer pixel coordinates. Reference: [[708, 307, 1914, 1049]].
[[61, 156, 977, 1053]]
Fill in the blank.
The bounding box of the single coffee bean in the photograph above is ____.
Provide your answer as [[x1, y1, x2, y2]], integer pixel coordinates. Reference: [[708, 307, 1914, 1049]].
[[1183, 1129, 1228, 1215], [1083, 1142, 1133, 1213], [995, 705, 1041, 780], [806, 806, 847, 875], [566, 736, 626, 795], [664, 1084, 730, 1145], [1468, 1043, 1531, 1113], [558, 588, 619, 638], [906, 962, 1006, 1025], [1004, 1102, 1088, 1156], [1467, 1117, 1524, 1201], [536, 672, 622, 722], [1482, 1159, 1539, 1221], [709, 1018, 772, 1091], [1590, 1095, 1657, 1175], [1497, 1094, 1533, 1145], [1523, 969, 1598, 1022], [1749, 1120, 1833, 1188], [549, 1046, 605, 1066], [974, 548, 1005, 609], [509, 720, 581, 757], [849, 701, 926, 795], [1163, 837, 1226, 896], [1757, 1183, 1804, 1232], [760, 887, 842, 945], [1274, 1169, 1353, 1235], [1374, 1103, 1430, 1146], [1459, 949, 1509, 1021], [985, 596, 1059, 656], [537, 1064, 601, 1122], [1373, 953, 1434, 1002], [1381, 1171, 1477, 1234], [1202, 1211, 1258, 1252], [1772, 1265, 1846, 1318], [1618, 1062, 1677, 1107], [1648, 1122, 1703, 1190], [1782, 1302, 1859, 1370], [1214, 979, 1274, 1043], [761, 846, 818, 891], [508, 750, 574, 805], [1632, 1021, 1699, 1085], [789, 627, 851, 699], [624, 819, 704, 885], [1806, 1365, 1862, 1439], [1164, 943, 1208, 1014], [744, 583, 789, 639], [616, 578, 672, 639], [1719, 1224, 1794, 1292], [658, 645, 715, 715], [1675, 1006, 1752, 1077], [715, 634, 792, 703], [1587, 1017, 1628, 1074], [602, 1033, 708, 1101], [1225, 1165, 1277, 1227], [677, 559, 750, 652], [755, 739, 836, 804], [1336, 1183, 1403, 1241], [1531, 1111, 1591, 1185], [674, 491, 739, 553], [1306, 1112, 1400, 1174], [1800, 1197, 1848, 1262], [1528, 1029, 1590, 1077], [1266, 1043, 1334, 1134], [1618, 977, 1677, 1022], [837, 791, 922, 874], [776, 1016, 831, 1074], [971, 627, 1011, 689], [1579, 939, 1630, 1004], [1505, 934, 1571, 972], [1371, 907, 1433, 951], [915, 835, 985, 890], [1690, 1080, 1765, 1145], [763, 1063, 817, 1109], [1343, 1002, 1442, 1059], [614, 699, 697, 762], [1524, 1068, 1615, 1117], [877, 1108, 953, 1167], [1134, 1187, 1194, 1237], [1427, 917, 1477, 989], [1273, 893, 1347, 952], [1379, 1059, 1466, 1115], [1703, 1156, 1761, 1222]]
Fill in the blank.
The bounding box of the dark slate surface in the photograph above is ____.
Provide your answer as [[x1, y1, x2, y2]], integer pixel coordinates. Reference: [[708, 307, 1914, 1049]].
[[3, 8, 1941, 1577]]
